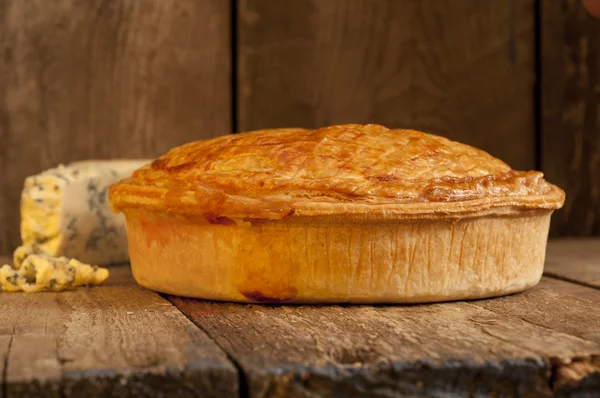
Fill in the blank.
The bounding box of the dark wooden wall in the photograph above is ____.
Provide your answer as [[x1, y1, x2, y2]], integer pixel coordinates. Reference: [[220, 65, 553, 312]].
[[0, 0, 598, 253], [238, 0, 536, 171], [542, 0, 600, 236], [0, 0, 231, 253]]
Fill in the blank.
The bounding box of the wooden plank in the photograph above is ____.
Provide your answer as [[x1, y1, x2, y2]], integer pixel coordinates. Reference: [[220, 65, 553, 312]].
[[172, 276, 600, 397], [544, 239, 600, 289], [476, 278, 600, 347], [237, 0, 536, 171], [0, 258, 238, 398], [0, 0, 231, 254], [541, 0, 600, 236], [475, 278, 600, 396]]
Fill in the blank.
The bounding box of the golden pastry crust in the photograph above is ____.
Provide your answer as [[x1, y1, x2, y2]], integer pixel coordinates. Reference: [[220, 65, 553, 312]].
[[109, 124, 564, 220], [123, 208, 552, 303]]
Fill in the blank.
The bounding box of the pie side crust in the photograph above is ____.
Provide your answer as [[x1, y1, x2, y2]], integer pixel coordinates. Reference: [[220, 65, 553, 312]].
[[124, 208, 551, 303]]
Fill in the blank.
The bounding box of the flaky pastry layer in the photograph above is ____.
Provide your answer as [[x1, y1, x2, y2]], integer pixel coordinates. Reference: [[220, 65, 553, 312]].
[[109, 124, 565, 220]]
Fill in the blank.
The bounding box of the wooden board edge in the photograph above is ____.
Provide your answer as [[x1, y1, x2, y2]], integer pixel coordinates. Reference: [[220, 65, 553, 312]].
[[59, 361, 239, 398], [3, 363, 239, 398], [543, 272, 600, 290], [551, 354, 600, 396], [237, 357, 600, 397]]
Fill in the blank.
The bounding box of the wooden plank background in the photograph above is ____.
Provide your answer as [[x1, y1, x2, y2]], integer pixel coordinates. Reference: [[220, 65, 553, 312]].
[[541, 0, 600, 236], [0, 0, 231, 253], [237, 0, 536, 171], [0, 0, 598, 253]]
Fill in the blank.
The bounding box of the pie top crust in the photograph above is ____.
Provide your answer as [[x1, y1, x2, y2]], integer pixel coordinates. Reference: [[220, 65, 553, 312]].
[[109, 124, 565, 221]]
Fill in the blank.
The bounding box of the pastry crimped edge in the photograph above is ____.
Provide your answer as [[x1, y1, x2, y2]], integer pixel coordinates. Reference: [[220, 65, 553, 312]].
[[110, 181, 564, 222], [110, 124, 564, 220]]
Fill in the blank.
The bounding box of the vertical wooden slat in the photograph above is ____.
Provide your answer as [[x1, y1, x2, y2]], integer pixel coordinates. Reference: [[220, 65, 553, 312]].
[[541, 0, 600, 236], [237, 0, 536, 170], [0, 0, 231, 253]]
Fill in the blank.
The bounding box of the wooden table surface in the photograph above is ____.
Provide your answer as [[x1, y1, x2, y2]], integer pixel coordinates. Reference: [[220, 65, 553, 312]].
[[1, 239, 599, 397]]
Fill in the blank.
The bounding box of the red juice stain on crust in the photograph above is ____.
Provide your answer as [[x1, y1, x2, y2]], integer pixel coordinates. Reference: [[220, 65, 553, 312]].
[[240, 289, 297, 304], [204, 213, 236, 225]]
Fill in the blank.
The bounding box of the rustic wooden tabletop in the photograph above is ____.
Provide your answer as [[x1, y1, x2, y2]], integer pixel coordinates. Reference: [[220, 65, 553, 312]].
[[1, 239, 599, 397]]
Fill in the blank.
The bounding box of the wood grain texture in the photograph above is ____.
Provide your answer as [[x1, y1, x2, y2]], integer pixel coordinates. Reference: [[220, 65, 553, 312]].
[[541, 0, 600, 236], [0, 0, 231, 254], [476, 278, 600, 396], [0, 259, 238, 398], [1, 239, 599, 397], [172, 276, 600, 397], [237, 0, 536, 171], [544, 239, 600, 289]]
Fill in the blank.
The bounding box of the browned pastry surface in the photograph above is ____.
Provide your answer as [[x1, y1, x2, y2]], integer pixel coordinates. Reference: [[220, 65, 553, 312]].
[[109, 124, 564, 220]]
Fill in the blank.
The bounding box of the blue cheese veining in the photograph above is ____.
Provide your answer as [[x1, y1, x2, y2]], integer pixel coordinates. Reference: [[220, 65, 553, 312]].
[[1, 252, 109, 292], [20, 159, 150, 265]]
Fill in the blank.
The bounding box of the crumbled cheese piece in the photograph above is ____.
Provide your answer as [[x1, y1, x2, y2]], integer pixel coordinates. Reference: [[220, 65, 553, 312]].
[[20, 160, 149, 265], [1, 250, 109, 293], [70, 258, 109, 287], [19, 254, 76, 292], [13, 245, 35, 269], [0, 265, 25, 292]]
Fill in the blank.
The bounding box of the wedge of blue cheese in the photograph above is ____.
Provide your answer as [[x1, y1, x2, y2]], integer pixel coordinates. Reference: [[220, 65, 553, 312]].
[[1, 251, 109, 292], [20, 159, 150, 265]]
